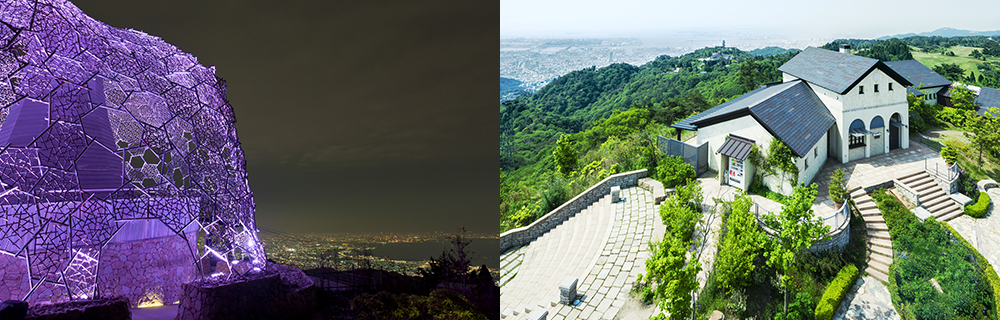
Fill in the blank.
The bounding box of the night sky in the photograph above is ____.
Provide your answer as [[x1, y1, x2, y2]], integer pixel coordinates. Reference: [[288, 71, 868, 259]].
[[73, 0, 496, 234]]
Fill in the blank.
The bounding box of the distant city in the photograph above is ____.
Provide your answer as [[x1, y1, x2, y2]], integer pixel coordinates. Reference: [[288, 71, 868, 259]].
[[501, 33, 837, 95], [259, 231, 499, 277]]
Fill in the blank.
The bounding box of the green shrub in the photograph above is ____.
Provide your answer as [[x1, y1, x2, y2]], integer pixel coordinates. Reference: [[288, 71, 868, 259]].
[[656, 155, 695, 188], [966, 191, 991, 218], [815, 264, 859, 320], [941, 145, 959, 164], [872, 189, 996, 319], [829, 168, 847, 205], [943, 222, 1000, 319]]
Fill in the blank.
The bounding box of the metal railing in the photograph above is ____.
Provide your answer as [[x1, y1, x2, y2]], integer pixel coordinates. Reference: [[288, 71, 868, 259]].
[[915, 133, 944, 152], [753, 200, 848, 235], [925, 158, 959, 181]]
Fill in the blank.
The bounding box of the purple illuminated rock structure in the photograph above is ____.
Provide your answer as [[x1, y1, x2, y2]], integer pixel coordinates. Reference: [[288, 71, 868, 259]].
[[0, 0, 264, 307]]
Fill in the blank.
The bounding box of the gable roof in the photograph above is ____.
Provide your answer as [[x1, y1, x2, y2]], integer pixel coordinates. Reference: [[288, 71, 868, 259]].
[[778, 47, 912, 94], [672, 80, 835, 158], [717, 134, 755, 160], [883, 60, 951, 89], [975, 86, 1000, 117]]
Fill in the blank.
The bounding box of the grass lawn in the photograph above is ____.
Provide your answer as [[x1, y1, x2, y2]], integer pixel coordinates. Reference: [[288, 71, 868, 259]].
[[917, 128, 1000, 181], [912, 45, 999, 78]]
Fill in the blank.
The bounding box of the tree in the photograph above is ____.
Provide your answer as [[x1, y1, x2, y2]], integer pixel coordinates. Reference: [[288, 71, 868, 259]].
[[645, 235, 701, 320], [715, 192, 764, 293], [933, 63, 966, 82], [552, 134, 577, 177], [761, 183, 830, 316], [950, 83, 977, 110], [828, 168, 848, 206], [656, 155, 696, 188], [940, 146, 959, 165], [659, 180, 704, 242], [737, 60, 763, 92], [963, 106, 1000, 166]]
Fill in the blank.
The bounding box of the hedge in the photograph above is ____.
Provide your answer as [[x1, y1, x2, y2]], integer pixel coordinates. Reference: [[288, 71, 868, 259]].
[[965, 191, 991, 218], [943, 222, 1000, 319], [815, 264, 859, 320]]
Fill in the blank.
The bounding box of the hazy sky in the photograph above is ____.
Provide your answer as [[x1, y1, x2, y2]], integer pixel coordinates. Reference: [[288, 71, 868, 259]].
[[502, 0, 1000, 39], [75, 0, 496, 234]]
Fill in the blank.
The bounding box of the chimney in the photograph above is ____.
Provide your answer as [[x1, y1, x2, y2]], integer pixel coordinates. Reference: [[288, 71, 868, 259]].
[[839, 44, 852, 55]]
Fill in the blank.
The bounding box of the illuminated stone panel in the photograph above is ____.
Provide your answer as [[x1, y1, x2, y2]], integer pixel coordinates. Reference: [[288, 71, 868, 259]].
[[0, 0, 264, 306]]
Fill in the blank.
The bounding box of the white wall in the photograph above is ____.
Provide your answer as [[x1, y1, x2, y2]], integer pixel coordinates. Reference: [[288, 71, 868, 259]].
[[798, 131, 828, 187], [834, 68, 909, 163], [697, 115, 827, 196], [696, 115, 774, 173]]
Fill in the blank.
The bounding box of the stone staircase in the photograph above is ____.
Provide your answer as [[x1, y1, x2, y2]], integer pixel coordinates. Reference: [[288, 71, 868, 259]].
[[852, 187, 892, 283], [897, 172, 964, 222]]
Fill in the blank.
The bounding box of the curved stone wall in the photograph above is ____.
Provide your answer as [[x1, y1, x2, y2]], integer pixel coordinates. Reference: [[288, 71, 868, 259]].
[[500, 169, 648, 253]]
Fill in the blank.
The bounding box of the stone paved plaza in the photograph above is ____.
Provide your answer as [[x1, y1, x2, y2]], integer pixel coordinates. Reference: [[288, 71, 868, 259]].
[[947, 188, 1000, 284], [833, 276, 900, 320], [500, 186, 661, 320]]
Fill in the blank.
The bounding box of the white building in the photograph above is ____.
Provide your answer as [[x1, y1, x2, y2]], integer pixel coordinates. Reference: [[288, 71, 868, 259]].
[[672, 46, 913, 195]]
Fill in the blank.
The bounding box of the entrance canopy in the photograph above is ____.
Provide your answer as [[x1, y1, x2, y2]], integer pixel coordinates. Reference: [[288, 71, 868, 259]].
[[717, 134, 755, 160]]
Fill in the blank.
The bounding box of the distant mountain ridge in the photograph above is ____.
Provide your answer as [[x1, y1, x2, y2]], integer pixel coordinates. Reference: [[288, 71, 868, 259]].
[[878, 27, 1000, 39]]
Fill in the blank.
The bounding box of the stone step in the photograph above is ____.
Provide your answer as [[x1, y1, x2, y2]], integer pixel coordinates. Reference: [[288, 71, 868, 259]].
[[936, 207, 964, 222], [855, 199, 875, 209], [866, 261, 890, 283], [922, 192, 951, 209], [870, 243, 893, 258], [866, 222, 889, 231], [901, 173, 932, 184], [870, 238, 892, 250], [898, 171, 926, 183], [868, 250, 893, 266], [861, 209, 882, 218], [862, 214, 885, 223], [914, 181, 938, 193], [850, 189, 867, 199], [927, 199, 957, 214], [868, 230, 892, 241]]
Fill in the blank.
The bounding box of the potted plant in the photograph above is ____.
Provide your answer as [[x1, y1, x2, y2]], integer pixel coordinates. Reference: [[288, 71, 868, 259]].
[[941, 146, 958, 167], [829, 168, 847, 210]]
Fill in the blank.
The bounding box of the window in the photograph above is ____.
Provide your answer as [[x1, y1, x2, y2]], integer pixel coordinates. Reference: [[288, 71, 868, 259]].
[[889, 83, 893, 91], [874, 84, 879, 92], [814, 147, 818, 157], [859, 85, 864, 94], [849, 135, 865, 148], [804, 157, 809, 170]]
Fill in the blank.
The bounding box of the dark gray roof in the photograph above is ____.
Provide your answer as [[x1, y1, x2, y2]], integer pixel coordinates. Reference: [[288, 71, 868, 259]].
[[975, 86, 1000, 117], [749, 81, 836, 157], [671, 83, 776, 131], [717, 134, 755, 160], [672, 80, 835, 158], [778, 47, 912, 94], [906, 86, 925, 97], [883, 60, 951, 89]]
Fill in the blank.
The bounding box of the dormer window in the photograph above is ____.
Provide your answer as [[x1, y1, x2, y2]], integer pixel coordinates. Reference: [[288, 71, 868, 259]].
[[859, 86, 864, 94], [874, 84, 879, 92], [888, 83, 893, 91]]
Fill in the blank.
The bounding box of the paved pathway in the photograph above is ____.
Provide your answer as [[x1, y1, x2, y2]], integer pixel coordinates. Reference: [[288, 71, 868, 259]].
[[833, 276, 900, 320], [500, 186, 658, 320], [947, 188, 1000, 279]]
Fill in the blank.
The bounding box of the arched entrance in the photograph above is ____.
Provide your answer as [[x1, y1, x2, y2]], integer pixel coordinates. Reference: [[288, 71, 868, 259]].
[[870, 116, 885, 156], [848, 119, 867, 162], [889, 113, 902, 150]]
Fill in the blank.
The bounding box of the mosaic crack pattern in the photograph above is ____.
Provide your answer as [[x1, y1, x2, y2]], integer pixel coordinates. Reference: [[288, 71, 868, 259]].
[[0, 0, 263, 304]]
